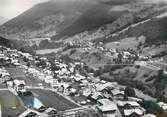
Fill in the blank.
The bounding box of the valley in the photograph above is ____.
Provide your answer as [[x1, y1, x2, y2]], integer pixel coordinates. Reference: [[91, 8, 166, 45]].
[[0, 0, 167, 117]]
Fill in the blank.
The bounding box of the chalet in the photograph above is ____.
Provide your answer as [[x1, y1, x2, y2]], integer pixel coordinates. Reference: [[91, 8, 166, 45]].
[[158, 102, 167, 112], [44, 75, 53, 84], [96, 82, 113, 92], [82, 88, 92, 97], [117, 101, 140, 109], [18, 109, 47, 117], [123, 109, 144, 117], [51, 78, 59, 88], [97, 98, 118, 117], [110, 89, 125, 100], [13, 79, 26, 93], [73, 74, 86, 82], [89, 92, 103, 102], [0, 68, 10, 83], [44, 107, 57, 116]]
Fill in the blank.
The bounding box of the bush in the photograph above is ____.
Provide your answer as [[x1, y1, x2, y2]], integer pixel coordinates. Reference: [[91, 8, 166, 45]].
[[70, 49, 77, 55]]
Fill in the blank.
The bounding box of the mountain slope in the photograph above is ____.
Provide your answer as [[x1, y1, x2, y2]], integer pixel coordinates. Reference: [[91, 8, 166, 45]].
[[102, 12, 167, 46], [0, 0, 131, 39], [0, 16, 8, 25]]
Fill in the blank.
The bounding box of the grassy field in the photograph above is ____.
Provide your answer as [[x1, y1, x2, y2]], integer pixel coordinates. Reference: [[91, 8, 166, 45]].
[[0, 90, 25, 117], [30, 89, 79, 111], [105, 37, 145, 50], [0, 91, 21, 108]]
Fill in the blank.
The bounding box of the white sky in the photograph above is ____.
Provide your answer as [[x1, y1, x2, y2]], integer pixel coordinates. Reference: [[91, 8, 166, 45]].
[[0, 0, 167, 19], [0, 0, 49, 19]]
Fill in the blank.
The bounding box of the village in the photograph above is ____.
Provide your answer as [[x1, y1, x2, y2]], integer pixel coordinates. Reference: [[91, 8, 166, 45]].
[[0, 43, 166, 117]]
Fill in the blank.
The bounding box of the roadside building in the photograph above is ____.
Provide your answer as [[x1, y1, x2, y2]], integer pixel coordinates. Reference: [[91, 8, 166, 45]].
[[13, 79, 26, 93], [44, 107, 57, 116]]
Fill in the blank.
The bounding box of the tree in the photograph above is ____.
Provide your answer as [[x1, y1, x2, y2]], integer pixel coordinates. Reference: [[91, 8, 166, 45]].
[[27, 62, 31, 67], [140, 100, 164, 115], [124, 86, 136, 97]]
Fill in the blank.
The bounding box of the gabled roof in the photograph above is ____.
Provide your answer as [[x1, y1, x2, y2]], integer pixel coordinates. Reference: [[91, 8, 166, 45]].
[[97, 99, 117, 112], [18, 109, 46, 117], [158, 102, 167, 110], [111, 89, 124, 96], [124, 109, 144, 116], [97, 105, 117, 112], [98, 98, 113, 106], [96, 82, 113, 91], [91, 92, 102, 100], [117, 101, 140, 107], [13, 79, 25, 86], [45, 107, 57, 114]]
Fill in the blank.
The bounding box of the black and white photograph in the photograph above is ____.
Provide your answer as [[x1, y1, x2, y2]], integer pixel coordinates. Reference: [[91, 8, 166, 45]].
[[0, 0, 167, 117]]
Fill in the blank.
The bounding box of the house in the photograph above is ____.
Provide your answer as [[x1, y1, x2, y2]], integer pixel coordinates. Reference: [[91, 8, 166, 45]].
[[123, 109, 144, 117], [117, 101, 145, 117], [73, 74, 86, 82], [110, 89, 125, 100], [117, 101, 140, 109], [44, 107, 57, 116], [82, 88, 92, 97], [51, 78, 59, 88], [13, 79, 26, 93], [96, 82, 113, 92], [0, 69, 10, 83], [89, 92, 103, 101], [18, 109, 47, 117], [158, 102, 167, 112], [97, 99, 118, 117], [44, 75, 53, 84]]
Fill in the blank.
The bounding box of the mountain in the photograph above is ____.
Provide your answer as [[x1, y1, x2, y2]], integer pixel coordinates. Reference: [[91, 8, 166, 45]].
[[100, 10, 167, 46], [0, 16, 8, 25], [0, 0, 135, 39]]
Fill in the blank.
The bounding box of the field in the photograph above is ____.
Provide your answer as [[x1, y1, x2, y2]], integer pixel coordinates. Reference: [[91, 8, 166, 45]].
[[0, 90, 25, 117], [30, 89, 79, 111], [36, 48, 60, 55], [105, 37, 145, 50]]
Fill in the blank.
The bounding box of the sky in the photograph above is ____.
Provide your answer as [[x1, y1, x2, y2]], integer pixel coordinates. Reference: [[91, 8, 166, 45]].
[[0, 0, 167, 19], [0, 0, 49, 19]]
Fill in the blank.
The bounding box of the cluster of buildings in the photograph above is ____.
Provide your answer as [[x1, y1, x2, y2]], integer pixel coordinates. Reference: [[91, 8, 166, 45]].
[[18, 107, 57, 117], [0, 67, 10, 83], [0, 44, 167, 117], [22, 56, 157, 117]]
